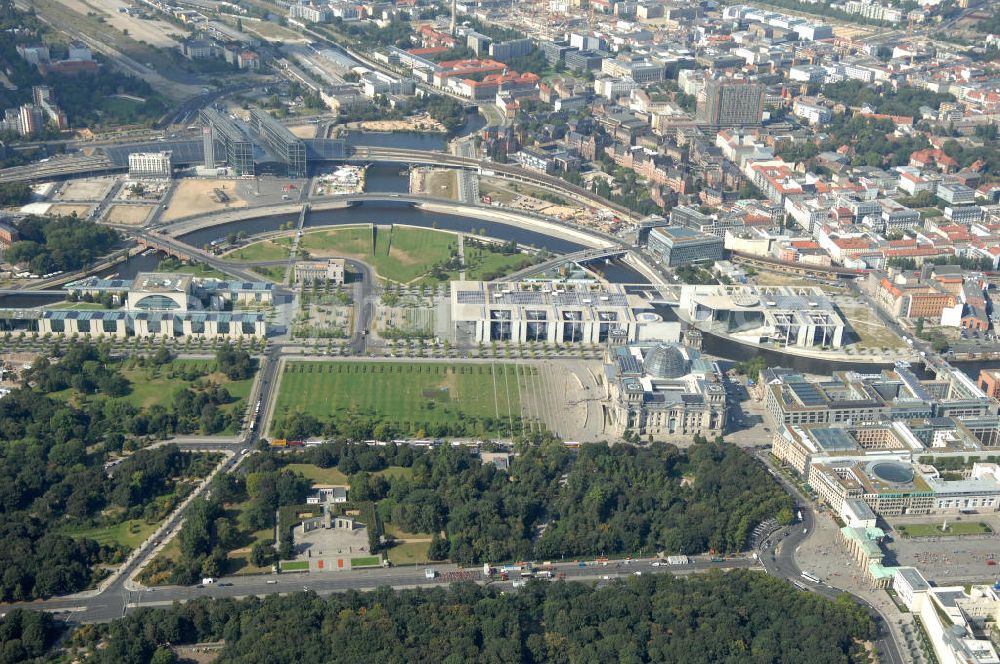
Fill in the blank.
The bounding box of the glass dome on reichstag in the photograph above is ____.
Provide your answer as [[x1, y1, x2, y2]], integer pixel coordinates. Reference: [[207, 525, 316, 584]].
[[644, 344, 688, 379]]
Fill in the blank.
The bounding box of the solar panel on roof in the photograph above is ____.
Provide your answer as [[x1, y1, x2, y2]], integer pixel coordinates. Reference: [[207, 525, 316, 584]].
[[787, 381, 825, 406], [616, 355, 642, 375]]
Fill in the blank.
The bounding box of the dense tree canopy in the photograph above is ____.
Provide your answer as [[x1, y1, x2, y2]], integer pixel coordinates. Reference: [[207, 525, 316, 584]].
[[4, 214, 118, 274], [214, 344, 257, 381], [0, 183, 31, 207], [63, 571, 875, 663], [23, 343, 245, 437], [141, 451, 310, 585], [276, 438, 791, 564], [0, 609, 60, 664], [0, 344, 221, 600], [777, 114, 931, 169], [820, 80, 955, 117]]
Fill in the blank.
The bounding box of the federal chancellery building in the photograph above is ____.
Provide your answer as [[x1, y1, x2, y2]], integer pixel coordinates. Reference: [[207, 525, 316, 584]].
[[1, 272, 268, 339]]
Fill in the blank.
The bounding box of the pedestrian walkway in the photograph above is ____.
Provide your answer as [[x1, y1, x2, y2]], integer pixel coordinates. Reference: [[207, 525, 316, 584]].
[[457, 233, 466, 280]]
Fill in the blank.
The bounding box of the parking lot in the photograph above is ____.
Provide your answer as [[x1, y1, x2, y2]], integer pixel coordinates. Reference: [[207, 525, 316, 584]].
[[951, 327, 1000, 354]]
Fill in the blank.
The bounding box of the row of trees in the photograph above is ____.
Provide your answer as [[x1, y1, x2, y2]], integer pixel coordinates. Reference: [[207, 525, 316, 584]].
[[59, 570, 876, 663], [274, 409, 531, 440]]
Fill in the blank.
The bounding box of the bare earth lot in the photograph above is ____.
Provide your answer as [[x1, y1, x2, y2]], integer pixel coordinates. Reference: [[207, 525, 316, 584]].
[[48, 204, 93, 217], [162, 179, 247, 221], [105, 204, 155, 225], [50, 0, 187, 48], [287, 124, 319, 138], [57, 179, 113, 201]]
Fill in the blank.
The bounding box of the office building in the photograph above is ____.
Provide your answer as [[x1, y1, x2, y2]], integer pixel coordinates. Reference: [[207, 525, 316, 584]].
[[466, 31, 492, 56], [540, 40, 576, 64], [764, 361, 992, 430], [0, 272, 271, 340], [814, 459, 1000, 517], [564, 50, 605, 71], [288, 2, 330, 22], [128, 151, 173, 179], [200, 107, 254, 176], [449, 280, 680, 345], [489, 38, 534, 62], [698, 79, 765, 127], [937, 182, 976, 205], [67, 43, 91, 61], [601, 56, 664, 84], [249, 108, 307, 178], [646, 226, 724, 266]]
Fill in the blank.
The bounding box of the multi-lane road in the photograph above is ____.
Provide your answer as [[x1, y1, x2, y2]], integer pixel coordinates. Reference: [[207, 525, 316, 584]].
[[755, 453, 907, 664], [7, 553, 757, 624]]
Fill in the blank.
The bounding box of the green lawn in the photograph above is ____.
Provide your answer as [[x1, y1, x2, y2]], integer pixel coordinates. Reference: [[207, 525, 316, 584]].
[[299, 225, 373, 257], [464, 248, 537, 281], [350, 556, 382, 567], [375, 466, 413, 481], [379, 226, 456, 283], [118, 360, 254, 415], [383, 523, 433, 539], [229, 500, 276, 548], [284, 463, 410, 485], [252, 266, 287, 283], [157, 259, 227, 279], [49, 359, 254, 433], [61, 519, 158, 551], [273, 362, 532, 433], [226, 237, 292, 262], [136, 534, 183, 586], [225, 500, 275, 575], [897, 522, 992, 538], [385, 541, 431, 566], [285, 463, 349, 485], [281, 560, 310, 571], [299, 225, 456, 284]]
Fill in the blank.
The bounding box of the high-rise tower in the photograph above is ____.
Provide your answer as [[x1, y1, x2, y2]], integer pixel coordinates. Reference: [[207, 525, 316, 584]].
[[697, 79, 765, 127]]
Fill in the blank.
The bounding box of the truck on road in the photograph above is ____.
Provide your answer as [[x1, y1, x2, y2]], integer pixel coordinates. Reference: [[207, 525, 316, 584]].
[[201, 577, 216, 585], [424, 568, 436, 579]]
